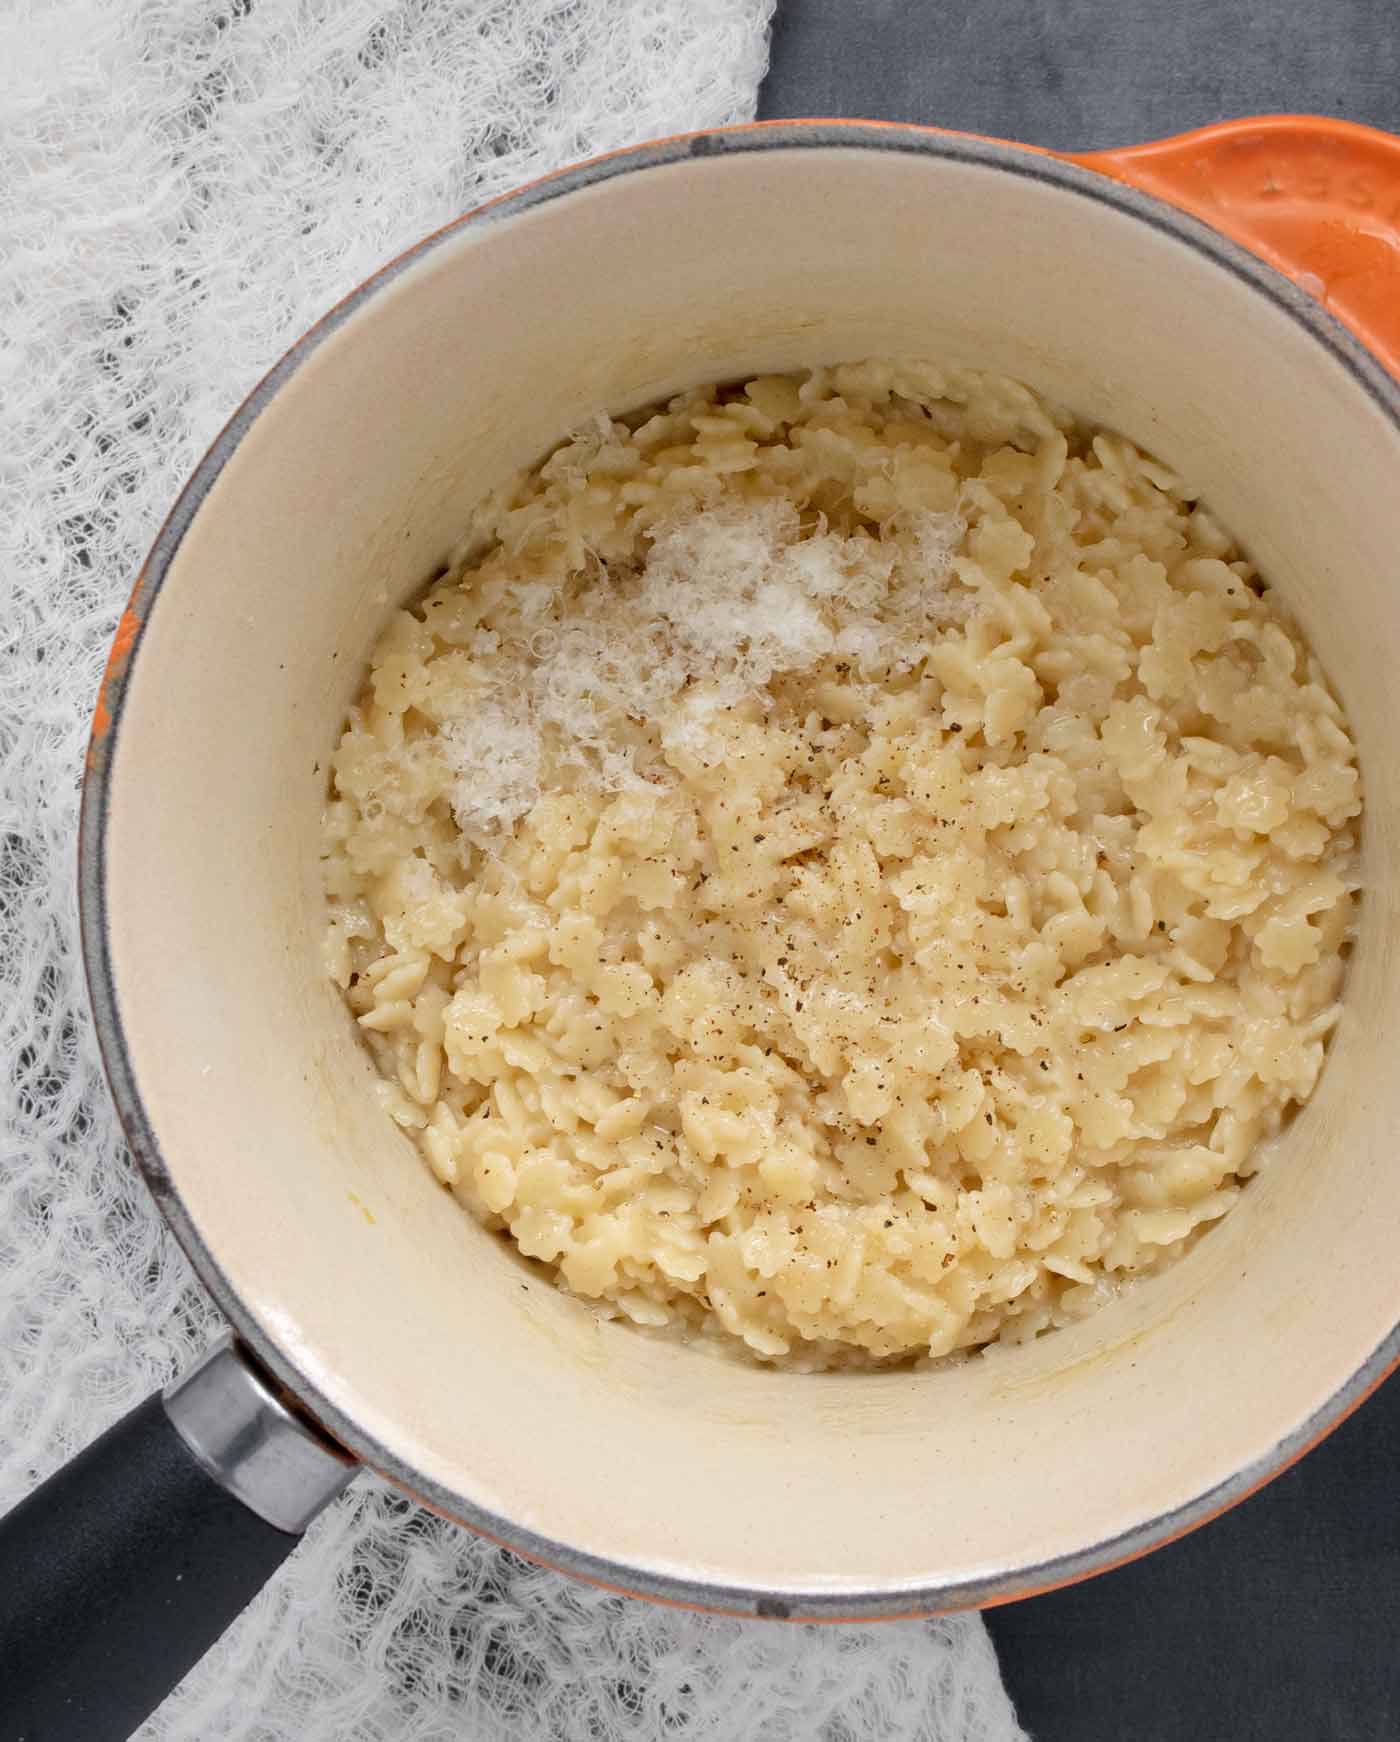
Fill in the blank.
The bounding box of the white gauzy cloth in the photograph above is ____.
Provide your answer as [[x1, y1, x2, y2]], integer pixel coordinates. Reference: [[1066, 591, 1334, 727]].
[[0, 4, 1027, 1736]]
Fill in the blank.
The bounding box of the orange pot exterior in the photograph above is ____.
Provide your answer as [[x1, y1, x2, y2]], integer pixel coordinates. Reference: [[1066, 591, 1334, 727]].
[[1068, 115, 1400, 382], [86, 111, 1400, 1626]]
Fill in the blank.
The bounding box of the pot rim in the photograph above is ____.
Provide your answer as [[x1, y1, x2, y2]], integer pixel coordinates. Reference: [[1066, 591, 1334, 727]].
[[79, 118, 1400, 1619]]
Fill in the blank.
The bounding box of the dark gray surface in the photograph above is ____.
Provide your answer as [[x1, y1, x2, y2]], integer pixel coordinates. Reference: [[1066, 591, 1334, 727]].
[[986, 1380, 1400, 1740], [761, 0, 1400, 148], [760, 4, 1400, 1738]]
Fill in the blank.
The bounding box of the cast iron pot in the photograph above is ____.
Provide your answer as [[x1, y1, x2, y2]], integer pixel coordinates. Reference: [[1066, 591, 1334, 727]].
[[4, 117, 1400, 1741]]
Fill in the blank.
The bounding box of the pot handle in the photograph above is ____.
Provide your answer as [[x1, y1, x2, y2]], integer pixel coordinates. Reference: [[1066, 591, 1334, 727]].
[[0, 1336, 356, 1741], [1065, 115, 1400, 382]]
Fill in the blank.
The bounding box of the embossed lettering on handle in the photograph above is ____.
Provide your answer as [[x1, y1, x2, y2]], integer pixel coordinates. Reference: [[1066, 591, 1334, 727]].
[[1068, 115, 1400, 382]]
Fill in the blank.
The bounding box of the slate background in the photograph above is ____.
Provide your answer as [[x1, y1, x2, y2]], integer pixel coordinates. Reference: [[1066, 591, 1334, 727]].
[[760, 6, 1400, 1737], [761, 0, 1400, 146]]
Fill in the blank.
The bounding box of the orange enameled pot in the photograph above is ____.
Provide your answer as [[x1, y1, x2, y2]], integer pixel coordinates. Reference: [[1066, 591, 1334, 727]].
[[6, 114, 1400, 1742]]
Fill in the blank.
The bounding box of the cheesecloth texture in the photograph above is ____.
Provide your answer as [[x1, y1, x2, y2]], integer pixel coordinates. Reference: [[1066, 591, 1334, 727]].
[[0, 3, 1028, 1736]]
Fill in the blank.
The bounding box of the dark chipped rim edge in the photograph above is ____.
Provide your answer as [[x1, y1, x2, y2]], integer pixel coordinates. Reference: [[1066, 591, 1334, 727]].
[[78, 119, 1400, 1620]]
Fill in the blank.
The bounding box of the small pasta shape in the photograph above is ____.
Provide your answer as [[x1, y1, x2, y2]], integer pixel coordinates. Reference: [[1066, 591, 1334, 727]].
[[325, 363, 1361, 1368]]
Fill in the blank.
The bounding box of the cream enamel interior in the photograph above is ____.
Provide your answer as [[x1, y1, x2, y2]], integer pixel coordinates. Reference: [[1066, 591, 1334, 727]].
[[98, 141, 1400, 1611]]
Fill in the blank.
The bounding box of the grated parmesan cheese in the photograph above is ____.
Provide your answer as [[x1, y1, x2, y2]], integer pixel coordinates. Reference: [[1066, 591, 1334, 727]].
[[430, 486, 972, 842]]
